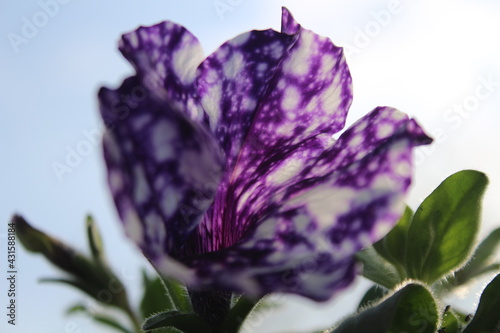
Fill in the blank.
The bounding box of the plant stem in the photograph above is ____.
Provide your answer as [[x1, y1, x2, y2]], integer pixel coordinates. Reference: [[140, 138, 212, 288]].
[[188, 289, 231, 332]]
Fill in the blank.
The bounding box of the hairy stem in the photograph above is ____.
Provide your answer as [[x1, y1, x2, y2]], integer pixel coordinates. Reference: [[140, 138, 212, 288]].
[[188, 289, 231, 332]]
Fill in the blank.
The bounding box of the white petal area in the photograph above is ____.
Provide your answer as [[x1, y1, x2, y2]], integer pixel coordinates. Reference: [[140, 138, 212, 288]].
[[377, 123, 395, 139], [319, 54, 337, 80], [151, 119, 176, 162], [132, 113, 152, 131], [223, 51, 245, 79], [266, 157, 304, 185], [160, 186, 182, 218], [102, 132, 121, 162], [268, 41, 285, 59], [347, 133, 364, 148], [282, 30, 314, 76], [172, 33, 205, 84], [319, 77, 343, 112], [108, 170, 124, 195], [132, 165, 150, 205], [287, 186, 357, 228], [281, 85, 301, 112], [229, 31, 251, 46], [201, 84, 222, 131], [156, 256, 196, 286], [123, 207, 144, 245]]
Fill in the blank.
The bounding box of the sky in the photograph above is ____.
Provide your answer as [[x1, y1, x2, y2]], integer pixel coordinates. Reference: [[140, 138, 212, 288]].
[[1, 0, 500, 332]]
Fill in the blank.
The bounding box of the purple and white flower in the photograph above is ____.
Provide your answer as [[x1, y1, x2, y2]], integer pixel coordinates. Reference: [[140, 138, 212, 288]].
[[98, 8, 431, 301]]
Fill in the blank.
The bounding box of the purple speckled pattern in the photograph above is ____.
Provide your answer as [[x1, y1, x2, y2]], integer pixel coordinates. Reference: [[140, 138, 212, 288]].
[[98, 8, 432, 301]]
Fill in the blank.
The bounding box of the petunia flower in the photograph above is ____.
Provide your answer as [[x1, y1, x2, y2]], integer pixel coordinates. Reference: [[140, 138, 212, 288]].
[[98, 8, 431, 302]]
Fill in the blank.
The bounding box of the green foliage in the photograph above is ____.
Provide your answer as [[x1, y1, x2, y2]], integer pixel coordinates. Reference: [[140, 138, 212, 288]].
[[221, 296, 258, 333], [355, 247, 400, 289], [14, 215, 131, 311], [454, 227, 500, 285], [66, 304, 133, 333], [15, 215, 96, 283], [14, 214, 141, 332], [331, 283, 438, 333], [142, 311, 212, 332], [357, 285, 387, 310], [360, 170, 489, 289], [373, 205, 413, 277], [347, 170, 500, 333], [14, 214, 266, 333], [13, 169, 500, 333], [434, 226, 500, 295], [439, 307, 461, 333], [159, 277, 192, 314], [463, 274, 500, 333], [86, 215, 106, 264], [405, 170, 487, 284], [140, 270, 177, 319]]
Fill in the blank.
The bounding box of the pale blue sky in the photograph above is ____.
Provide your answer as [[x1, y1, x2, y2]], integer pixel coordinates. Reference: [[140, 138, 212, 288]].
[[1, 1, 500, 332]]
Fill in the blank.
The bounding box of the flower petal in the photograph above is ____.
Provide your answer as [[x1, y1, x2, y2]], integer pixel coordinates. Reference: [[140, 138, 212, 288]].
[[196, 29, 298, 166], [306, 106, 433, 179], [99, 76, 224, 261], [119, 22, 206, 122], [194, 12, 352, 253], [281, 7, 301, 34], [182, 114, 430, 301]]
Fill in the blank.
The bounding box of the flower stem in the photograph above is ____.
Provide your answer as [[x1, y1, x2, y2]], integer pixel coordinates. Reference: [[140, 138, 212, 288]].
[[188, 289, 231, 332]]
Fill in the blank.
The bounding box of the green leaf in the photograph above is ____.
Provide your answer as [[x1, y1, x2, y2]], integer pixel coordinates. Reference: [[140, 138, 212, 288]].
[[140, 270, 176, 319], [455, 227, 500, 284], [331, 283, 439, 333], [159, 277, 192, 314], [15, 215, 133, 314], [357, 285, 387, 310], [143, 311, 212, 333], [92, 315, 133, 333], [463, 273, 500, 333], [14, 215, 96, 280], [41, 278, 102, 300], [65, 303, 133, 333], [221, 295, 258, 333], [440, 307, 461, 333], [472, 263, 500, 277], [66, 303, 88, 315], [434, 228, 500, 295], [86, 215, 106, 265], [373, 206, 413, 277], [356, 247, 401, 289], [405, 170, 488, 284]]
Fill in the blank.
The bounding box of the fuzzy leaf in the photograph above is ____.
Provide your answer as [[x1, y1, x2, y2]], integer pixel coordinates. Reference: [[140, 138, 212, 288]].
[[41, 278, 100, 300], [160, 277, 192, 313], [357, 285, 387, 310], [15, 215, 131, 310], [356, 247, 400, 289], [140, 270, 176, 319], [221, 295, 258, 333], [332, 283, 439, 333], [65, 303, 133, 333], [373, 205, 413, 276], [142, 311, 211, 332], [14, 215, 95, 280], [405, 170, 488, 284], [439, 306, 461, 333], [455, 227, 500, 284], [463, 274, 500, 333]]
